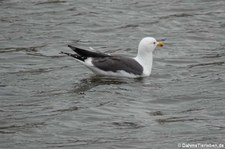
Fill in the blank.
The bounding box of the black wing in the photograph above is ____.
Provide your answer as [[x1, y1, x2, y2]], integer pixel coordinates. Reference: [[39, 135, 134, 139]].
[[60, 51, 85, 61], [68, 45, 110, 58], [92, 56, 143, 75]]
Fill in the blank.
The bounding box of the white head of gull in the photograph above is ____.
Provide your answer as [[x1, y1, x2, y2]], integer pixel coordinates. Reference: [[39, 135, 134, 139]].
[[135, 37, 164, 77]]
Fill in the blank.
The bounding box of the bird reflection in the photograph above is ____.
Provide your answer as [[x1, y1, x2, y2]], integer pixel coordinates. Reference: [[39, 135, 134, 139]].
[[72, 75, 143, 94]]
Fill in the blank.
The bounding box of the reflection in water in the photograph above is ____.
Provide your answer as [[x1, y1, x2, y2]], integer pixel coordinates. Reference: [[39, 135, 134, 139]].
[[72, 75, 143, 94]]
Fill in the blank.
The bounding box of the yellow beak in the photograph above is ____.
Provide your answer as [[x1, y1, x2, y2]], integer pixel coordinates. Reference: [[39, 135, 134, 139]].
[[157, 41, 164, 47]]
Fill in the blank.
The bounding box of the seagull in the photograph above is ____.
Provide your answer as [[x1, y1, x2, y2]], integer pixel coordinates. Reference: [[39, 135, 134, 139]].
[[60, 37, 164, 78]]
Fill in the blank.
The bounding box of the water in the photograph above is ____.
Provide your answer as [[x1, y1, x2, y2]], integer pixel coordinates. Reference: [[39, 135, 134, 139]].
[[1, 0, 225, 148]]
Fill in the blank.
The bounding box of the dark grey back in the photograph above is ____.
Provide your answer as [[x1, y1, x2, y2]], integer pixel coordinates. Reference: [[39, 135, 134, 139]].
[[92, 56, 143, 75]]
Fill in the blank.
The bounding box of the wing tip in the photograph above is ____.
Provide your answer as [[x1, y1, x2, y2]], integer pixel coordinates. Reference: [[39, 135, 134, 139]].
[[68, 45, 74, 49]]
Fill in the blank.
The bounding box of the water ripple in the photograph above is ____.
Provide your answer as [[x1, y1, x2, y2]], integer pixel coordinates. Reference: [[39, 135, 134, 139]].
[[1, 0, 225, 148]]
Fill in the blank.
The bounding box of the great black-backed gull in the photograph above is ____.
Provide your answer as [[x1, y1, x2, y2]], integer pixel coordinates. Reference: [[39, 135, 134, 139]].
[[60, 37, 164, 78]]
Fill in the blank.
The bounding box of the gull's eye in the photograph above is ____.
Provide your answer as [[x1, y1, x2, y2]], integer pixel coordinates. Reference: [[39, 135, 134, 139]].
[[153, 42, 156, 44]]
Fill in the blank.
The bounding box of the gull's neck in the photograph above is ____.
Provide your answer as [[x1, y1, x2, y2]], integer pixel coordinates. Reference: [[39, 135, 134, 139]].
[[134, 51, 153, 76]]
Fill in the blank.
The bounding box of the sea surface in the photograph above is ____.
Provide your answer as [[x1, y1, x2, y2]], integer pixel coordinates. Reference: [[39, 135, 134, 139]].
[[1, 0, 225, 148]]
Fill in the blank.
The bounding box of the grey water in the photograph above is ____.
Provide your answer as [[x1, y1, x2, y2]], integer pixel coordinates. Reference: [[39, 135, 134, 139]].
[[1, 0, 225, 148]]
